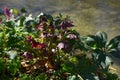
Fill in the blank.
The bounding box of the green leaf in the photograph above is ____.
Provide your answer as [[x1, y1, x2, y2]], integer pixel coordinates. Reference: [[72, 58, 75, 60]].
[[0, 58, 6, 71], [61, 62, 75, 73], [20, 7, 27, 13], [19, 16, 26, 26], [92, 50, 112, 70], [95, 31, 108, 48], [46, 14, 53, 23], [96, 31, 108, 44], [5, 21, 15, 28], [85, 35, 96, 47], [8, 59, 21, 75], [24, 20, 37, 33], [106, 35, 120, 51], [68, 75, 76, 80], [0, 32, 4, 45]]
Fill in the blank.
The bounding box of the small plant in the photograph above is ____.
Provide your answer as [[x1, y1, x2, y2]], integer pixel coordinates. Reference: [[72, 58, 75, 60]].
[[0, 7, 120, 80], [82, 31, 120, 79]]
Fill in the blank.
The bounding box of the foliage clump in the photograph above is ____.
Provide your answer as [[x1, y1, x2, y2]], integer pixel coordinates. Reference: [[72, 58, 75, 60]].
[[0, 7, 120, 80]]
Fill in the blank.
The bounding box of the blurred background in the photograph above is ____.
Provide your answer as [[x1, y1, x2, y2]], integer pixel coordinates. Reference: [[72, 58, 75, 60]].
[[0, 0, 120, 39]]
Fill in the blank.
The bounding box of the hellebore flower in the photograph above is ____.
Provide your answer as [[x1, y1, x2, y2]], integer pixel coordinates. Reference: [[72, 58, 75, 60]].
[[4, 6, 12, 20], [64, 42, 70, 51], [36, 24, 43, 31], [35, 43, 46, 49], [57, 34, 62, 39], [40, 33, 46, 38], [30, 41, 46, 49], [49, 24, 55, 32], [57, 42, 64, 50], [47, 33, 53, 38], [60, 20, 73, 29], [26, 36, 32, 42], [26, 36, 46, 49], [36, 22, 47, 31], [57, 42, 70, 51], [66, 34, 77, 39], [30, 41, 37, 48], [40, 15, 47, 22], [23, 52, 32, 59]]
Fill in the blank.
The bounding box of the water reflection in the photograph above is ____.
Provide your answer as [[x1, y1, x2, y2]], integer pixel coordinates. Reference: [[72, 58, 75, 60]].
[[0, 0, 120, 38]]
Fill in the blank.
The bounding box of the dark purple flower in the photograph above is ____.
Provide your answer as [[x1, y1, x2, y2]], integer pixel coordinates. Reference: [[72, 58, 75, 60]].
[[23, 52, 32, 59], [49, 25, 55, 32], [40, 16, 47, 22], [64, 42, 70, 51], [4, 6, 12, 20], [60, 20, 73, 29]]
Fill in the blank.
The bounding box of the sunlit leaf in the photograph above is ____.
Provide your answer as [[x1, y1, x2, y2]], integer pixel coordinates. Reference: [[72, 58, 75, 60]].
[[68, 75, 76, 80], [6, 50, 17, 59], [0, 32, 4, 45], [106, 35, 120, 51]]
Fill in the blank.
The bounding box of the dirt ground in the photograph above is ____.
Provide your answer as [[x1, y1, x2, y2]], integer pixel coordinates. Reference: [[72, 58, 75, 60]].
[[110, 52, 120, 78]]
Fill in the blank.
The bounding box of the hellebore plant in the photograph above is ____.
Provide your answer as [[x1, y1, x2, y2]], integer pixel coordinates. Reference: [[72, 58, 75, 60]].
[[23, 12, 80, 71], [0, 7, 120, 80]]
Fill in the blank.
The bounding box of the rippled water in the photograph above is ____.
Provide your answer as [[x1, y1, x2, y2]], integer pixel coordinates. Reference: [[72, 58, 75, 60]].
[[0, 0, 120, 38]]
